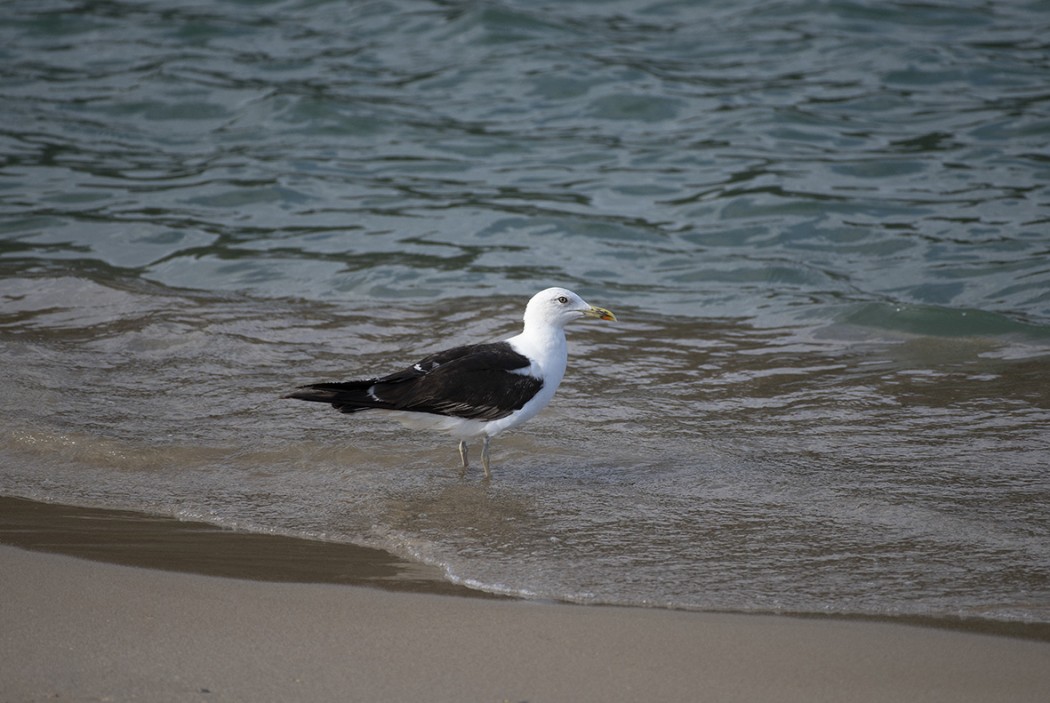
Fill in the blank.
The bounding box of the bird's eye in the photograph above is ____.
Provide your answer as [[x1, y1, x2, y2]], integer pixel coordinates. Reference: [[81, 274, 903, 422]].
[[557, 295, 569, 304]]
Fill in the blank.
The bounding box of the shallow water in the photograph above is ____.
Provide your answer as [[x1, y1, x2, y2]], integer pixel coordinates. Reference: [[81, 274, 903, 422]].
[[2, 0, 1049, 625]]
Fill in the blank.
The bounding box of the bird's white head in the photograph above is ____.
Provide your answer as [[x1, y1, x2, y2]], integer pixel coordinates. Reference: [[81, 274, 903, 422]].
[[522, 287, 617, 330]]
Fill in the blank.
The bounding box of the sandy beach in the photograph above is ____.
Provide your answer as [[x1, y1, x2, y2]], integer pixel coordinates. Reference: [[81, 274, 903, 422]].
[[3, 535, 1050, 703], [4, 1, 1050, 698]]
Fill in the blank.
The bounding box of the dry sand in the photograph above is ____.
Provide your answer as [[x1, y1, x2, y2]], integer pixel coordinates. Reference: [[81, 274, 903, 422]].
[[3, 543, 1049, 703]]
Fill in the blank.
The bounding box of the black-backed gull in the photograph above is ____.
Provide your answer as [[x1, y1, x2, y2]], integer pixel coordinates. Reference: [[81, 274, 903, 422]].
[[284, 287, 616, 477]]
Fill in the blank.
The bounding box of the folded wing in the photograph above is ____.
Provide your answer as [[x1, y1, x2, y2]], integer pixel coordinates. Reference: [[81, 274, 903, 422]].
[[284, 342, 543, 421]]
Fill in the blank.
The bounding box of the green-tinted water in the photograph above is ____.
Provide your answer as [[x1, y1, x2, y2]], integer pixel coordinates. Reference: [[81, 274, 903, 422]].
[[2, 0, 1048, 624]]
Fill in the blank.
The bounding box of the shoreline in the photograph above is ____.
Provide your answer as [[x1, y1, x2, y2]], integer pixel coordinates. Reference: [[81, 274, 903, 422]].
[[0, 494, 491, 598], [5, 545, 1050, 702], [4, 496, 1050, 701], [3, 495, 1048, 642]]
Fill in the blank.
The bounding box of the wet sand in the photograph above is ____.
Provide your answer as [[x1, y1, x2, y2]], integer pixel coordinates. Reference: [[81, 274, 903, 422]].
[[3, 498, 1050, 702]]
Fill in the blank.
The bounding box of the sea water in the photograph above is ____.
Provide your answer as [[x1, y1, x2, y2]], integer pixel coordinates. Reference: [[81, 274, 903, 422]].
[[2, 0, 1049, 626]]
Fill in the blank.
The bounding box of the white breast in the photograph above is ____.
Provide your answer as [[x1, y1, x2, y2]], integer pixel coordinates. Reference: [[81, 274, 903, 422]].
[[478, 326, 568, 437]]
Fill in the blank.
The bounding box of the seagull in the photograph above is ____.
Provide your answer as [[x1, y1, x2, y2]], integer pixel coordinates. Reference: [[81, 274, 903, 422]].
[[284, 287, 616, 477]]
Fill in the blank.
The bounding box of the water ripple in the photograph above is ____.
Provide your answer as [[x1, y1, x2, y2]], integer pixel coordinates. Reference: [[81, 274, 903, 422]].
[[2, 0, 1049, 624]]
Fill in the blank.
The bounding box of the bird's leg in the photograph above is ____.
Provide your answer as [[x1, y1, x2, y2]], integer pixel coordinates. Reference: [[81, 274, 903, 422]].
[[458, 440, 469, 473], [481, 436, 492, 479]]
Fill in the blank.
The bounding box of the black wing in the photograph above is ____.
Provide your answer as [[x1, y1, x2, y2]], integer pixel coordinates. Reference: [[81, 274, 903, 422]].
[[284, 342, 543, 421]]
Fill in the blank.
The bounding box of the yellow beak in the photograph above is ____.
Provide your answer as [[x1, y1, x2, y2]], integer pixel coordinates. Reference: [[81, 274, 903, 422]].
[[584, 305, 617, 322]]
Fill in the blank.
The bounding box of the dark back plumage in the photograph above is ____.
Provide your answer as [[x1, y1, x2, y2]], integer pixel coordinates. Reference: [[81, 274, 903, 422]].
[[284, 342, 544, 421]]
